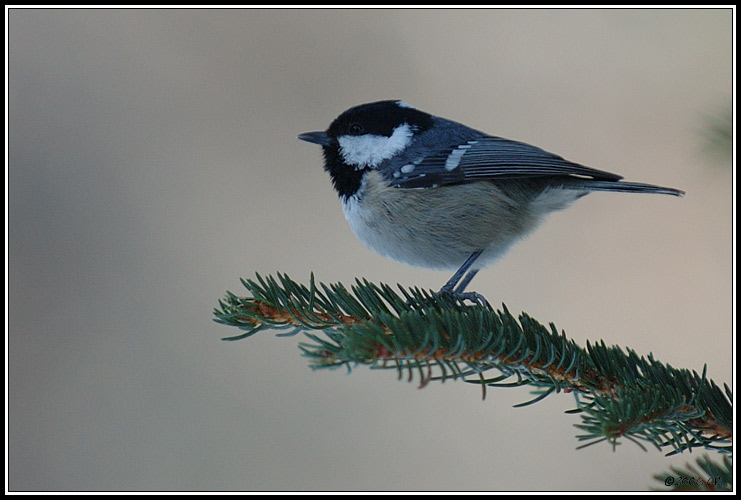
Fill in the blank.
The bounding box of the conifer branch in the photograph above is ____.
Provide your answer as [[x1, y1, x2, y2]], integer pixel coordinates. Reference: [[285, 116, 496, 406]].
[[213, 272, 732, 459]]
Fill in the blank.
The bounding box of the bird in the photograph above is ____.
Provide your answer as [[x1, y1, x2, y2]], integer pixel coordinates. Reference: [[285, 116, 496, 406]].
[[298, 100, 684, 302]]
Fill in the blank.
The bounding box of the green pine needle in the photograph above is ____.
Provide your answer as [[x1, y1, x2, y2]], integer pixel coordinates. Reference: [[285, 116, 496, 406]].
[[213, 272, 732, 459]]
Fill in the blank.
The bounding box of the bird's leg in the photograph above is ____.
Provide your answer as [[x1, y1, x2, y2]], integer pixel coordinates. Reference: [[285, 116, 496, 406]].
[[437, 251, 489, 305], [439, 251, 482, 293], [454, 269, 480, 294]]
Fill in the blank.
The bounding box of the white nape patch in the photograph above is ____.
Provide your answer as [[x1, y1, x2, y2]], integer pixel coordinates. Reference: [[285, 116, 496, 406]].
[[400, 164, 415, 174], [396, 100, 415, 109], [338, 123, 413, 169]]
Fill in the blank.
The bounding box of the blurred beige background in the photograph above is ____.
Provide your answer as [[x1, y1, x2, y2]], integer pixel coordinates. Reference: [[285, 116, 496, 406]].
[[8, 8, 732, 492]]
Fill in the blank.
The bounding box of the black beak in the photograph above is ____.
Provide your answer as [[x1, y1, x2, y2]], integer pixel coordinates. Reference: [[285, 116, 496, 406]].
[[297, 131, 334, 146]]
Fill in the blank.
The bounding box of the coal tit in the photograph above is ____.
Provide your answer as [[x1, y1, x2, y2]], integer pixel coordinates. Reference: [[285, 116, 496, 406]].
[[298, 100, 683, 300]]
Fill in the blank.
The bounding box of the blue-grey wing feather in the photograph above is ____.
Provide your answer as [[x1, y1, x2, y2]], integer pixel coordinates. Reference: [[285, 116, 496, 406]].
[[386, 135, 622, 189]]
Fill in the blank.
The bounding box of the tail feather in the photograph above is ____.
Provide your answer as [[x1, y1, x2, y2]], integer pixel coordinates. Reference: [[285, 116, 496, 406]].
[[563, 179, 685, 197]]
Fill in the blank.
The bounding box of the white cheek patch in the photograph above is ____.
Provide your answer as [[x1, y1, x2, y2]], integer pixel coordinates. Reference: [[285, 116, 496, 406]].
[[338, 123, 413, 169]]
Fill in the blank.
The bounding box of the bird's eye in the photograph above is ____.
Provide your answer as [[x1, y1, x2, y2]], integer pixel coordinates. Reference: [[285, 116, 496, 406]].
[[349, 123, 365, 135]]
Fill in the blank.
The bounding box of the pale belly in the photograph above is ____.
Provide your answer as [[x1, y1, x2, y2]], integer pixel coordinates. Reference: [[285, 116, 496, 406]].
[[341, 171, 583, 271]]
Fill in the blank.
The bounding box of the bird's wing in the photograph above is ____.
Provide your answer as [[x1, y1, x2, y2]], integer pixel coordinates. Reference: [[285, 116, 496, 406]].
[[385, 136, 623, 189]]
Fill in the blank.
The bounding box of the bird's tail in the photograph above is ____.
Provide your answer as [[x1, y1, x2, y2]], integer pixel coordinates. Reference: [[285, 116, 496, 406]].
[[563, 179, 685, 197]]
